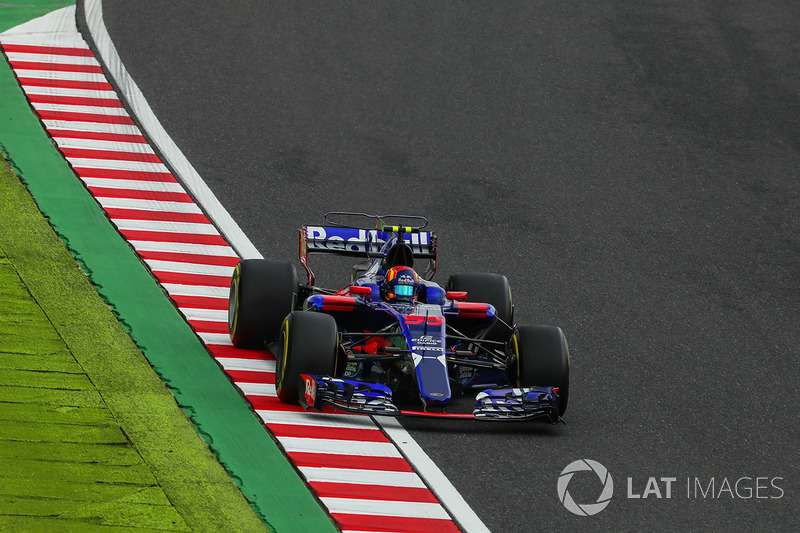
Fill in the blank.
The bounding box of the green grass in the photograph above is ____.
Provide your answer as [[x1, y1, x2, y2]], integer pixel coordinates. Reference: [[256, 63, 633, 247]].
[[0, 157, 268, 532], [1, 11, 334, 523], [0, 0, 74, 33]]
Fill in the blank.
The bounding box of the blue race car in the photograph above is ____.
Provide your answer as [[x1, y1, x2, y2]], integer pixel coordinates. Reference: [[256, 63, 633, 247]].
[[227, 212, 570, 422]]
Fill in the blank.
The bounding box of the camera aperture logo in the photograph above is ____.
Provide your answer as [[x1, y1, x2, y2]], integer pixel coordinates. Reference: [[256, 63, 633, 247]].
[[558, 459, 614, 516], [558, 459, 786, 516]]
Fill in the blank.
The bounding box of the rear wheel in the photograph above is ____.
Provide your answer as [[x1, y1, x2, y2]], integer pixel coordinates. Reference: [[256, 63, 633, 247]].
[[228, 259, 298, 348], [512, 325, 570, 416], [275, 311, 339, 403], [446, 272, 514, 342]]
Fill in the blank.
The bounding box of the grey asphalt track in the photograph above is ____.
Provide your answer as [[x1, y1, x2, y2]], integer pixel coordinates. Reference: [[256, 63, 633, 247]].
[[96, 1, 799, 530]]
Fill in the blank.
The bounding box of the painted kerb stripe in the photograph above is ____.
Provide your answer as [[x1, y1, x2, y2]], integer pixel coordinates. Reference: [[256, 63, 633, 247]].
[[81, 1, 490, 529], [1, 7, 332, 533], [4, 4, 487, 532]]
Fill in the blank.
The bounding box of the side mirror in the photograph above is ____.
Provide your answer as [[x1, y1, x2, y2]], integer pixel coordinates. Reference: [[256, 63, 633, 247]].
[[446, 291, 468, 300], [349, 285, 372, 296]]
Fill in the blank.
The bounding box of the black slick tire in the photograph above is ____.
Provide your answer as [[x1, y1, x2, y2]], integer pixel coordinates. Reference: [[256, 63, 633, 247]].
[[513, 325, 570, 416], [446, 272, 514, 342], [275, 311, 339, 404], [228, 259, 298, 348]]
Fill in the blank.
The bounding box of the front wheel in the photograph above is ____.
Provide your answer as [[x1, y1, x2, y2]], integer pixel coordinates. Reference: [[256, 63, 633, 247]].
[[275, 311, 339, 404], [512, 325, 570, 416]]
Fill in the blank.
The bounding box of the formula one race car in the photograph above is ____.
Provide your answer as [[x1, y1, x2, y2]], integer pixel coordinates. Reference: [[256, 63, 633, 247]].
[[228, 212, 570, 422]]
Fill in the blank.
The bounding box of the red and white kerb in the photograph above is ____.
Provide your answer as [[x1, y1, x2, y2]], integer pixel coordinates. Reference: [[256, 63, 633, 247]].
[[1, 14, 461, 533]]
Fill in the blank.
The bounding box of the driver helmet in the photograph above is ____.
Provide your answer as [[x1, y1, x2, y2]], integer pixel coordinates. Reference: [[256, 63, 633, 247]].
[[385, 266, 420, 302]]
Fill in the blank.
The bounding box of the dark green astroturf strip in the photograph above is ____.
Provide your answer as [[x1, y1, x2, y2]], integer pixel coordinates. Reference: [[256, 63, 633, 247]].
[[0, 161, 189, 531], [1, 5, 337, 526], [0, 155, 268, 532]]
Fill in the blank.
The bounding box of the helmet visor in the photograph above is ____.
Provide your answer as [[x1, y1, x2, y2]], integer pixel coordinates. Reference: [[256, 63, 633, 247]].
[[394, 285, 415, 298]]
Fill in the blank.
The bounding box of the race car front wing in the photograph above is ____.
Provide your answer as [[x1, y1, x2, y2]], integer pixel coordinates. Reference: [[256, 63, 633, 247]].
[[299, 375, 562, 423], [299, 374, 401, 415]]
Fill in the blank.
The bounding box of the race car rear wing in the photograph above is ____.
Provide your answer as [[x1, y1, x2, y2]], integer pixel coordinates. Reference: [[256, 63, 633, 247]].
[[299, 223, 438, 285]]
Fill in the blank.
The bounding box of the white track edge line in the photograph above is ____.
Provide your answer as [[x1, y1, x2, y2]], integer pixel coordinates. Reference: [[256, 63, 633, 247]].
[[83, 0, 261, 260], [376, 417, 490, 532], [82, 2, 488, 532]]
